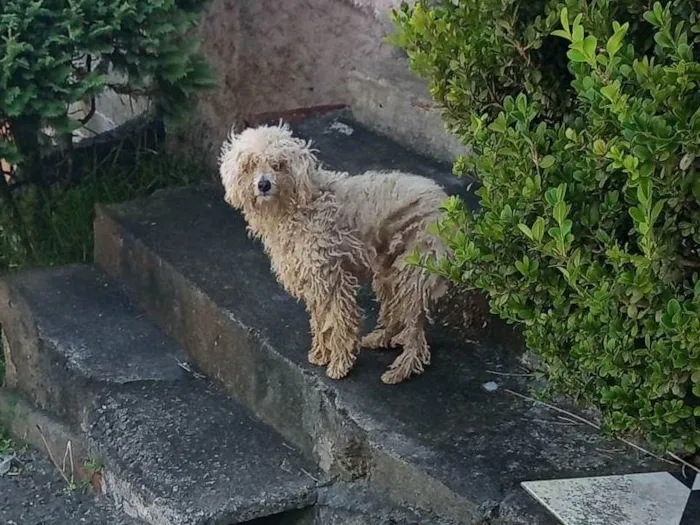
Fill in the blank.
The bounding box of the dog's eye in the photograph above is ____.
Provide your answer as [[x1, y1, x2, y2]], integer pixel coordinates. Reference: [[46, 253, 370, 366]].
[[271, 160, 287, 171]]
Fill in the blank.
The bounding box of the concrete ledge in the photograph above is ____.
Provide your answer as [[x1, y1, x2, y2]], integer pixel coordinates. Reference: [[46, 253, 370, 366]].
[[348, 64, 467, 163]]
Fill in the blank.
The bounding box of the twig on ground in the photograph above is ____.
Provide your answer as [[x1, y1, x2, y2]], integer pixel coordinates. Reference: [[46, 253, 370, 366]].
[[668, 452, 700, 475], [504, 389, 676, 466], [486, 370, 536, 377], [300, 468, 320, 483], [557, 415, 581, 425], [174, 357, 206, 379], [61, 439, 75, 487], [505, 389, 600, 430], [36, 425, 75, 488], [532, 418, 578, 426]]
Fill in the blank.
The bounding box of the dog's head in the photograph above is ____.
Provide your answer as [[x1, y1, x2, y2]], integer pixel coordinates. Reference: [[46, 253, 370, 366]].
[[219, 123, 319, 216]]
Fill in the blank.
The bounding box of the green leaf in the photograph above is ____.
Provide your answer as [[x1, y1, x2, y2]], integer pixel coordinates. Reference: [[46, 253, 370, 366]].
[[637, 179, 652, 206], [650, 200, 664, 224], [643, 10, 659, 27], [572, 18, 584, 42], [606, 23, 629, 57], [518, 223, 534, 240], [489, 113, 508, 133], [567, 49, 587, 63], [693, 177, 700, 202], [629, 206, 645, 224], [561, 219, 573, 236], [692, 370, 700, 384], [539, 155, 555, 169], [515, 256, 530, 276], [583, 35, 597, 61], [600, 84, 618, 102], [560, 7, 570, 35], [532, 217, 546, 242], [556, 183, 567, 201], [667, 299, 681, 317], [680, 154, 694, 171], [545, 188, 560, 206], [654, 31, 673, 49], [554, 201, 568, 224]]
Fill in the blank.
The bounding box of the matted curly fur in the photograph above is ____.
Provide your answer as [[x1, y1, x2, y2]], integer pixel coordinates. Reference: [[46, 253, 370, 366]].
[[219, 122, 449, 384]]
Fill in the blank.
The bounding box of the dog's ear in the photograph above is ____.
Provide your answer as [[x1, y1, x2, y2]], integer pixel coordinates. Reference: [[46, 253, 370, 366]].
[[286, 137, 319, 206], [219, 127, 243, 208]]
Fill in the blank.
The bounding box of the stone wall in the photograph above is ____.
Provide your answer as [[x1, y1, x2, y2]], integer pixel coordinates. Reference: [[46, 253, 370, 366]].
[[180, 0, 465, 164], [86, 0, 464, 164]]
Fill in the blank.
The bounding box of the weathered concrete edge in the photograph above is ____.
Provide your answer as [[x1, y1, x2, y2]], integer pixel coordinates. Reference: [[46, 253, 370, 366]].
[[0, 387, 171, 524], [95, 200, 490, 524], [0, 273, 318, 525], [347, 69, 468, 164], [0, 278, 182, 524], [0, 279, 94, 431], [0, 390, 91, 481]]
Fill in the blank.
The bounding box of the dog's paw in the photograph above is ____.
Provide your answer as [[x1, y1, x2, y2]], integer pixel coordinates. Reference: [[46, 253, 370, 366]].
[[308, 348, 330, 367], [381, 368, 409, 384], [360, 329, 393, 350], [326, 359, 352, 380], [381, 351, 425, 384]]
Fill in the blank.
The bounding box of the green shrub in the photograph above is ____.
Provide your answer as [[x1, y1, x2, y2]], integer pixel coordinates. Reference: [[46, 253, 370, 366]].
[[391, 0, 699, 140], [398, 1, 700, 453], [0, 0, 216, 259], [1, 0, 216, 169]]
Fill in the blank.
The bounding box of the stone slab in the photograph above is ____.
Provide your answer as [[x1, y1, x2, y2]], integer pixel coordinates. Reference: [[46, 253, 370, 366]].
[[522, 472, 699, 525], [0, 265, 318, 525], [91, 379, 318, 525], [94, 114, 671, 524]]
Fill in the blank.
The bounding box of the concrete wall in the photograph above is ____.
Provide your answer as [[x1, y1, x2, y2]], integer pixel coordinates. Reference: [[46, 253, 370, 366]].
[[87, 0, 465, 164]]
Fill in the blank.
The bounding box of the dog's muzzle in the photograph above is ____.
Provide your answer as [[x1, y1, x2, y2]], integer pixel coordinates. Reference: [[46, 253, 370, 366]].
[[254, 173, 276, 198]]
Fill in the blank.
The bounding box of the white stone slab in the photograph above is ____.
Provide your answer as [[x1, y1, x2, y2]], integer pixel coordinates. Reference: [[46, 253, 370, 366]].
[[522, 472, 690, 525], [693, 474, 700, 491]]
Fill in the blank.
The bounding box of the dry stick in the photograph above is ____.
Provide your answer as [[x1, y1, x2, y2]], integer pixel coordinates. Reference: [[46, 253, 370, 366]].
[[36, 425, 74, 487], [486, 370, 536, 378], [300, 468, 320, 483], [504, 389, 676, 467], [668, 452, 700, 475], [61, 440, 75, 487]]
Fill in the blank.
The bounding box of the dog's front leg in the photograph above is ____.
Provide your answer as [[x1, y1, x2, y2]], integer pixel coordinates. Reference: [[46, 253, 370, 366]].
[[311, 269, 363, 380], [308, 305, 331, 366]]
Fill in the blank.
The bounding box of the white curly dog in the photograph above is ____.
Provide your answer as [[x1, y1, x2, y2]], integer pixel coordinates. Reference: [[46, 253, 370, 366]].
[[219, 122, 449, 384]]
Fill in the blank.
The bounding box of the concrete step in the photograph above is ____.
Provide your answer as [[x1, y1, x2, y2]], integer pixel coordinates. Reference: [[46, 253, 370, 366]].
[[94, 112, 671, 525], [0, 265, 318, 525], [1, 447, 144, 525], [347, 62, 468, 163]]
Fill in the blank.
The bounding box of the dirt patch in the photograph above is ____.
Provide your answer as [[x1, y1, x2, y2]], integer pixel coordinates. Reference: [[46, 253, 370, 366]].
[[434, 287, 526, 354]]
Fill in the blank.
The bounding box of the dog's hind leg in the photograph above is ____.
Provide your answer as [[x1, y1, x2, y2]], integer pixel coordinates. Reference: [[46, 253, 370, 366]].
[[361, 274, 403, 350], [380, 265, 444, 384]]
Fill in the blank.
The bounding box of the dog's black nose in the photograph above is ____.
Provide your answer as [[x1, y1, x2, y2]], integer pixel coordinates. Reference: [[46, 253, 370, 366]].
[[257, 178, 272, 193]]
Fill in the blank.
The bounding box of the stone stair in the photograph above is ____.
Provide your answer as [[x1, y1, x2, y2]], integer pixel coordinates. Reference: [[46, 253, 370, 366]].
[[0, 108, 674, 524], [0, 265, 318, 525]]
